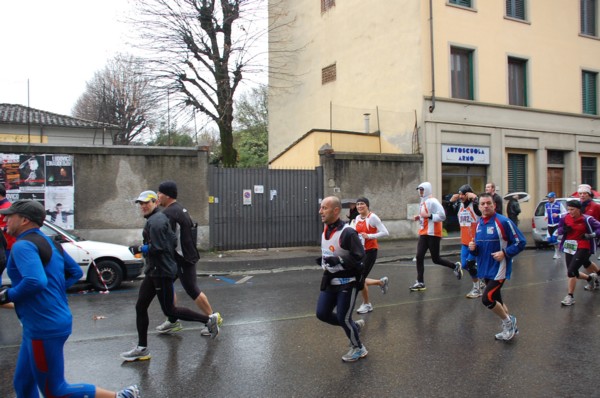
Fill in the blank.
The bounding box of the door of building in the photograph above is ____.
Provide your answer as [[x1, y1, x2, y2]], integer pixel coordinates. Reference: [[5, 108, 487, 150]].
[[441, 165, 487, 233], [547, 168, 563, 197]]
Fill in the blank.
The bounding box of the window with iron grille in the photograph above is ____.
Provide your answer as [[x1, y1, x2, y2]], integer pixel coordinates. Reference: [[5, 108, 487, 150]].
[[508, 57, 528, 106], [581, 0, 597, 36], [508, 153, 527, 192], [582, 157, 597, 188], [449, 0, 472, 7], [321, 0, 335, 13], [547, 150, 564, 165], [451, 47, 474, 100], [506, 0, 526, 20], [583, 70, 598, 115], [322, 64, 336, 85]]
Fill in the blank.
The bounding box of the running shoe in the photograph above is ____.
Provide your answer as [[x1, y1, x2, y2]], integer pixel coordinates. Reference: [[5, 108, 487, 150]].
[[200, 326, 211, 336], [494, 316, 517, 341], [380, 276, 389, 294], [355, 319, 365, 333], [116, 385, 140, 398], [155, 319, 183, 334], [214, 312, 223, 327], [409, 281, 426, 292], [453, 262, 463, 280], [465, 286, 481, 299], [553, 253, 561, 259], [120, 346, 151, 362], [584, 273, 598, 291], [561, 295, 575, 306], [479, 280, 486, 290], [356, 303, 373, 314], [495, 327, 519, 341], [206, 313, 220, 338], [341, 345, 368, 362]]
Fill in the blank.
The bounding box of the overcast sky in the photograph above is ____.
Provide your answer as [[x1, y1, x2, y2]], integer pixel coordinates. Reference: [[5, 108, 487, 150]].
[[0, 0, 134, 115]]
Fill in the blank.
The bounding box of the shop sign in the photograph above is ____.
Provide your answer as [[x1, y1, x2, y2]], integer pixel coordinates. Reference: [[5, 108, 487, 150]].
[[441, 144, 489, 165]]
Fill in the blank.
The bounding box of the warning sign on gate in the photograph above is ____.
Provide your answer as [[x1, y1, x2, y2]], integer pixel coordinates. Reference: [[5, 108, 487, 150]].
[[243, 189, 252, 205]]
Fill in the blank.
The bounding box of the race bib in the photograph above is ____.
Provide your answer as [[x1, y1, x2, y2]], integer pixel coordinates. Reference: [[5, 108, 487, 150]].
[[563, 239, 578, 255]]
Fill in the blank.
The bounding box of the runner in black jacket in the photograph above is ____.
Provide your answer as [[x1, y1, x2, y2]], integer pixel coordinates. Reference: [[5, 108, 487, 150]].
[[154, 181, 222, 337]]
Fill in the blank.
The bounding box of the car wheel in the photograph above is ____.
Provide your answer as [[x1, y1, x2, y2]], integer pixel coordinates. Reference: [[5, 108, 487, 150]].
[[89, 260, 123, 291]]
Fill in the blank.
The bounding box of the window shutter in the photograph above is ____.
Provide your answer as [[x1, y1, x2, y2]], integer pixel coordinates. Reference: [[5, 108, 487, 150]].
[[506, 0, 525, 19], [581, 0, 597, 36], [582, 71, 598, 115], [451, 0, 472, 7], [508, 154, 527, 193]]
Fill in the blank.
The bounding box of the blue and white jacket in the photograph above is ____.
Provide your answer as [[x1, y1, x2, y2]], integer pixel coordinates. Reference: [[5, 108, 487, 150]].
[[471, 213, 526, 280]]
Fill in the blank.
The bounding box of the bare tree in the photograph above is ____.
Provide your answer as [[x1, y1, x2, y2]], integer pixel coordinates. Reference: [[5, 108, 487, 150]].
[[131, 0, 275, 166], [72, 54, 159, 144]]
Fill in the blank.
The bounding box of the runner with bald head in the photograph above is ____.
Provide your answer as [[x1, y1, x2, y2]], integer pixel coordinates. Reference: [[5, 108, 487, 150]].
[[316, 196, 367, 362]]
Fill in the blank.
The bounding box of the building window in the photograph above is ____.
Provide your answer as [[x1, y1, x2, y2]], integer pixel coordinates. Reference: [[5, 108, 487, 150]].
[[508, 153, 527, 192], [321, 0, 335, 13], [581, 0, 597, 36], [506, 0, 526, 20], [583, 70, 598, 115], [449, 0, 472, 8], [547, 150, 564, 165], [451, 47, 474, 100], [582, 156, 597, 188], [508, 57, 528, 106], [322, 63, 336, 85]]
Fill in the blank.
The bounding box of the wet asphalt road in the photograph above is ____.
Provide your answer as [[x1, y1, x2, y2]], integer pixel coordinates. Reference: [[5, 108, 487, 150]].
[[1, 249, 599, 398]]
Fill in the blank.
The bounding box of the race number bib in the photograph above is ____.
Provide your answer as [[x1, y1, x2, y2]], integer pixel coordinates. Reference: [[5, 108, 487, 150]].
[[563, 240, 578, 255]]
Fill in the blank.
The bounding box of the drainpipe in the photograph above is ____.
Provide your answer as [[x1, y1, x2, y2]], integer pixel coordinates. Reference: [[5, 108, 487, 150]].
[[428, 0, 436, 113]]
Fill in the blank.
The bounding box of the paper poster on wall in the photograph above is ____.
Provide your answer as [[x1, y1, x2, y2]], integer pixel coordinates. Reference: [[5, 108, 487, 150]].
[[0, 153, 75, 228], [45, 187, 75, 229]]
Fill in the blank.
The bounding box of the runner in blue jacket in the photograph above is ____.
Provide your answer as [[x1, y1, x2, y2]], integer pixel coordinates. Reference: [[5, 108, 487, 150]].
[[469, 193, 526, 342], [0, 199, 139, 398]]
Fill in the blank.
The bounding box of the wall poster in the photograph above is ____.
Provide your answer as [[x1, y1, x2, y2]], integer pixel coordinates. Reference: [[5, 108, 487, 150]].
[[0, 154, 75, 229]]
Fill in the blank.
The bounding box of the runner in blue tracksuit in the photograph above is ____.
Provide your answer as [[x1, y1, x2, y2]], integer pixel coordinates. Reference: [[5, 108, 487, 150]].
[[0, 199, 138, 398], [545, 192, 566, 259], [469, 193, 526, 342]]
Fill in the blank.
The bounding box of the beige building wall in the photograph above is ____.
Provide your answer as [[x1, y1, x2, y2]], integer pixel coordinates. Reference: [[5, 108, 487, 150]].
[[269, 0, 424, 162], [269, 0, 600, 235], [428, 1, 600, 112]]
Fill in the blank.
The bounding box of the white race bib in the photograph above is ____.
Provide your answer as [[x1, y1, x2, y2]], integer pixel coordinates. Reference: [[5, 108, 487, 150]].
[[563, 239, 578, 255]]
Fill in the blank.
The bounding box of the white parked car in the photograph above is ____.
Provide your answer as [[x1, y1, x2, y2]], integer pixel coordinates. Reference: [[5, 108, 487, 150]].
[[1, 220, 144, 290], [531, 197, 600, 248]]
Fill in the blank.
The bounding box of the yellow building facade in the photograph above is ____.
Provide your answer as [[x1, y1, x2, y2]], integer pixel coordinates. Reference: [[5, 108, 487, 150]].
[[269, 0, 600, 223]]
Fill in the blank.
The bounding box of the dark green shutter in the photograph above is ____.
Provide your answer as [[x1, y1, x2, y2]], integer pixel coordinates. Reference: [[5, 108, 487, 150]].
[[583, 71, 598, 115], [451, 0, 472, 7], [508, 154, 527, 193]]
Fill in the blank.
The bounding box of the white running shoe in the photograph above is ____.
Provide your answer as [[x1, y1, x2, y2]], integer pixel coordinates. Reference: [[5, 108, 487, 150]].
[[356, 303, 373, 314], [341, 345, 368, 362], [155, 319, 183, 334], [380, 276, 389, 294], [120, 346, 151, 362], [561, 295, 575, 306], [465, 286, 481, 299]]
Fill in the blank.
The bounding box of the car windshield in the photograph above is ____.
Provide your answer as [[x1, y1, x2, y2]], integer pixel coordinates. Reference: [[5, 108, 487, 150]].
[[42, 221, 83, 242]]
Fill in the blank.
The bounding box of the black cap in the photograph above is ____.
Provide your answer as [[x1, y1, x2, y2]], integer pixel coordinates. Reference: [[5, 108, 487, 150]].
[[458, 184, 473, 195], [158, 180, 178, 199], [356, 197, 370, 207], [0, 199, 46, 226], [566, 199, 582, 209]]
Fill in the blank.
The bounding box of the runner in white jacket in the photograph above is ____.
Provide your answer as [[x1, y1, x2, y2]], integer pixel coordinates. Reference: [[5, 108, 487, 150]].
[[410, 182, 462, 291]]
